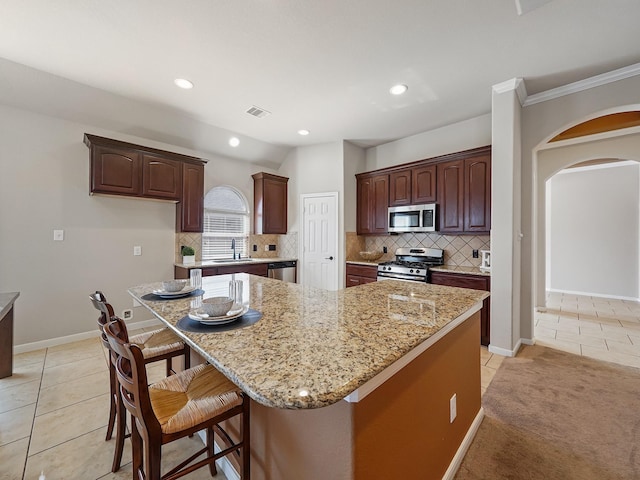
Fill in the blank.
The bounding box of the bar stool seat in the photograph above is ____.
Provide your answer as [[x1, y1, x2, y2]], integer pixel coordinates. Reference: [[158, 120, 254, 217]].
[[129, 328, 186, 360], [150, 363, 242, 435]]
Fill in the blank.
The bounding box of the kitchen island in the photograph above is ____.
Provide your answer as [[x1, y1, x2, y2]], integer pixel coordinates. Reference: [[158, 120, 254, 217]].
[[129, 275, 488, 479]]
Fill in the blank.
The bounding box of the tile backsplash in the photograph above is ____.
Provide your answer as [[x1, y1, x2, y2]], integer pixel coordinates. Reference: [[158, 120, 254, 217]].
[[347, 232, 490, 267], [175, 232, 298, 263]]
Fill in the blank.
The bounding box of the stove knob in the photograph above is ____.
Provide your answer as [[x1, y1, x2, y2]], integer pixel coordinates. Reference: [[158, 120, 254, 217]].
[[415, 269, 421, 274], [410, 269, 414, 273]]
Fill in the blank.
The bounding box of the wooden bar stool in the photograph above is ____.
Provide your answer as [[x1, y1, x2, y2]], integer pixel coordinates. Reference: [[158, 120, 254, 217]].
[[89, 291, 191, 472], [104, 317, 250, 480]]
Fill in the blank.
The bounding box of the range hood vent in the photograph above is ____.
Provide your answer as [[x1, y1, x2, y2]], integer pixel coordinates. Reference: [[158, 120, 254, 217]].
[[246, 106, 271, 118]]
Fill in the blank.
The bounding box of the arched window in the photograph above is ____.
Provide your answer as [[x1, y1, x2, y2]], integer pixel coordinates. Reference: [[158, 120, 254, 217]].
[[202, 186, 250, 260]]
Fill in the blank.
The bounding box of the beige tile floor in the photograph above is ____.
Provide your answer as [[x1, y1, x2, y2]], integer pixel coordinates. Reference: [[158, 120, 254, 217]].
[[1, 329, 503, 480], [535, 291, 640, 369]]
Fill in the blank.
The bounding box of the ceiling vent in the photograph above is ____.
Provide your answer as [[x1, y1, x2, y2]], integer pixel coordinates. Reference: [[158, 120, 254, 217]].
[[246, 106, 271, 118]]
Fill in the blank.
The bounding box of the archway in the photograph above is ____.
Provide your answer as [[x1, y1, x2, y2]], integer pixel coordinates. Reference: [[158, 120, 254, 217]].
[[532, 115, 640, 342]]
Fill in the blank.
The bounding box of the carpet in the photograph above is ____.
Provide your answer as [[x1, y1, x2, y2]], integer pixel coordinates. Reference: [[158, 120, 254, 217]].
[[455, 345, 640, 480]]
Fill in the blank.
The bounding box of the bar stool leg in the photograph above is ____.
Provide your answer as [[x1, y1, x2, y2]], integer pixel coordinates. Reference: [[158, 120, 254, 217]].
[[207, 426, 217, 476], [111, 387, 126, 472], [106, 361, 117, 441]]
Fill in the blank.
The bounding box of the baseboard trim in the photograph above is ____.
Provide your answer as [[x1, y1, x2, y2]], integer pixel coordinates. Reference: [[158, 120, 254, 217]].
[[488, 339, 522, 357], [442, 407, 485, 480], [195, 430, 240, 480], [547, 288, 640, 302], [13, 318, 161, 354]]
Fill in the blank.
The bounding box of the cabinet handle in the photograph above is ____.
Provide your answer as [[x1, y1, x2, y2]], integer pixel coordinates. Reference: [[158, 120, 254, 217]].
[[325, 256, 334, 260]]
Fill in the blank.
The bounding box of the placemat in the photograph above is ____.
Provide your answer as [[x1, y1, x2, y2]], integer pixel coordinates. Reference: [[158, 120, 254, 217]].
[[176, 308, 262, 333], [141, 289, 205, 301]]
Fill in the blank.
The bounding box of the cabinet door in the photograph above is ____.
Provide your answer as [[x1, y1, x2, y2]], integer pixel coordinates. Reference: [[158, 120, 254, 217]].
[[346, 274, 361, 288], [412, 164, 436, 203], [371, 175, 389, 234], [177, 162, 204, 232], [91, 145, 141, 195], [356, 177, 373, 234], [389, 170, 412, 207], [142, 155, 182, 200], [263, 177, 287, 234], [464, 155, 491, 233], [430, 271, 490, 345], [437, 160, 464, 232], [216, 263, 269, 277]]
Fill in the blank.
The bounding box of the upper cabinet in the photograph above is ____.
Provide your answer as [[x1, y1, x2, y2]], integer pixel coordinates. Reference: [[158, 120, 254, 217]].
[[252, 172, 288, 234], [355, 145, 491, 235], [84, 134, 206, 232], [177, 162, 204, 232], [356, 173, 389, 235]]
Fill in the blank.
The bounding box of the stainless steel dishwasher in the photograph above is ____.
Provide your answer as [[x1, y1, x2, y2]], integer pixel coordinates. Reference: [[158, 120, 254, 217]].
[[267, 260, 297, 283]]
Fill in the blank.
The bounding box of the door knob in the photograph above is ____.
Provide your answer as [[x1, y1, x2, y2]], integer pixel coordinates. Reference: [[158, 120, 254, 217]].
[[325, 256, 334, 260]]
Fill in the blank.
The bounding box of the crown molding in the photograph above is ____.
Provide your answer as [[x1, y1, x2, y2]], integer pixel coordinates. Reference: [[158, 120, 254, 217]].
[[524, 62, 640, 107], [492, 78, 528, 106]]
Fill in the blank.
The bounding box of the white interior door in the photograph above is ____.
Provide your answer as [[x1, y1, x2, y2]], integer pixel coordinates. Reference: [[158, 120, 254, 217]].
[[301, 193, 338, 290]]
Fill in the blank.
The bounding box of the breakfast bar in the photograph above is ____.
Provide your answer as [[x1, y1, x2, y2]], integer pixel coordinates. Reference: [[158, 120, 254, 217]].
[[129, 274, 488, 479]]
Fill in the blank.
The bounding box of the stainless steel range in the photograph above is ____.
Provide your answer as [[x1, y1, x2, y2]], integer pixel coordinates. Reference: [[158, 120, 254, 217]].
[[377, 247, 444, 282]]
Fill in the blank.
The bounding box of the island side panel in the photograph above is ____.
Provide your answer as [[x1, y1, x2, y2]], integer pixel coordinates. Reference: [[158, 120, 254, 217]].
[[353, 312, 481, 479], [249, 400, 354, 480]]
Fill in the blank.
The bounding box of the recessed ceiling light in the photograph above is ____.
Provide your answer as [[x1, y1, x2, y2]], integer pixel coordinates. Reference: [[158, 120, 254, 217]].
[[390, 84, 408, 95], [174, 78, 194, 89], [298, 129, 310, 136], [229, 137, 240, 147]]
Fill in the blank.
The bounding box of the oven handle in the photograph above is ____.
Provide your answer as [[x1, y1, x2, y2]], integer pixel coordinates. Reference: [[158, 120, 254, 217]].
[[376, 272, 426, 282]]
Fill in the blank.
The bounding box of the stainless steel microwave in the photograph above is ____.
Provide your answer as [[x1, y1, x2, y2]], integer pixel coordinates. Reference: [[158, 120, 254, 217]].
[[388, 204, 437, 233]]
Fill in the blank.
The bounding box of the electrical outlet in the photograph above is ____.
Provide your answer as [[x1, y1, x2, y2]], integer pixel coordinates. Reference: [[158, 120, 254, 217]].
[[450, 394, 457, 423], [53, 229, 64, 241], [472, 249, 479, 258], [122, 309, 133, 320], [264, 245, 269, 251], [383, 246, 388, 253], [268, 244, 276, 251], [253, 244, 257, 252], [133, 246, 142, 256]]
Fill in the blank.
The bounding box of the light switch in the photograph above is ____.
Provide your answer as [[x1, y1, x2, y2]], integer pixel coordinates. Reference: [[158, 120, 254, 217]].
[[53, 230, 64, 241], [133, 246, 142, 256]]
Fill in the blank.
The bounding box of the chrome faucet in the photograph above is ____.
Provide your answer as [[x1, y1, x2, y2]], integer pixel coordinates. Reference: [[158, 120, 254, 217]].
[[231, 239, 236, 260]]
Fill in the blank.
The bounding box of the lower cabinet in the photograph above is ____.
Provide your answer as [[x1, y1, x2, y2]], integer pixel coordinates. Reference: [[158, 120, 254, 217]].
[[346, 263, 378, 287], [175, 263, 268, 279], [430, 271, 491, 346]]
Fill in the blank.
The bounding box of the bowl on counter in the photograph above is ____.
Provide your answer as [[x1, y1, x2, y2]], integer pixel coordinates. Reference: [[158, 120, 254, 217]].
[[359, 251, 384, 261], [162, 279, 188, 292], [201, 297, 235, 317]]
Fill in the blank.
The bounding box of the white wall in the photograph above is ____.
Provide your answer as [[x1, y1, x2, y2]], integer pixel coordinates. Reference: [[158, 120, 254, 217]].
[[343, 141, 366, 233], [547, 162, 639, 299], [365, 114, 491, 171], [0, 103, 270, 345]]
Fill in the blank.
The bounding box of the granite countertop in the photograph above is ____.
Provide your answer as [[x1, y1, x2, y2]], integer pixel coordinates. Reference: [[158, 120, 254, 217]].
[[430, 265, 491, 276], [129, 274, 488, 410], [0, 292, 20, 319], [345, 260, 382, 266], [175, 257, 297, 268]]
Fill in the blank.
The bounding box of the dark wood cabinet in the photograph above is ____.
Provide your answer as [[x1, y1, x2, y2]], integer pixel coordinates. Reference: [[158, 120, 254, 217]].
[[346, 263, 378, 287], [356, 173, 389, 235], [253, 172, 288, 234], [84, 134, 207, 232], [437, 159, 465, 232], [177, 162, 204, 232], [430, 271, 491, 346], [142, 155, 182, 200], [90, 145, 142, 196], [412, 164, 437, 203], [175, 262, 268, 279], [437, 148, 491, 234], [464, 155, 491, 233], [389, 170, 412, 206]]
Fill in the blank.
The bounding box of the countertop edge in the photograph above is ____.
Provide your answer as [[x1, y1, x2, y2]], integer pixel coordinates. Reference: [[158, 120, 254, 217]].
[[175, 257, 298, 268], [0, 292, 20, 319], [430, 266, 491, 277]]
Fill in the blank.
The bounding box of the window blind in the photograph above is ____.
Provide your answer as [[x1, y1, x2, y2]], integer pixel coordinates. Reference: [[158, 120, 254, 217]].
[[202, 187, 250, 260]]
